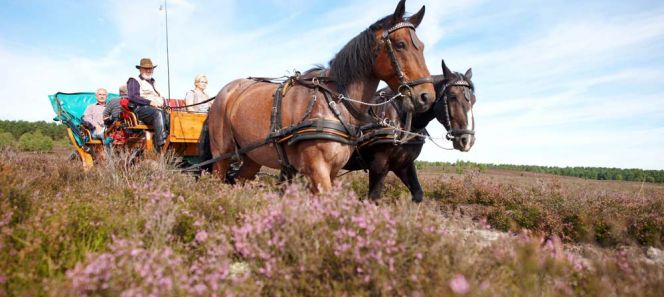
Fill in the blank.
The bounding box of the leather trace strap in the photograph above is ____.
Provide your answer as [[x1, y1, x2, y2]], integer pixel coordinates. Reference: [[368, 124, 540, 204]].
[[295, 76, 377, 124]]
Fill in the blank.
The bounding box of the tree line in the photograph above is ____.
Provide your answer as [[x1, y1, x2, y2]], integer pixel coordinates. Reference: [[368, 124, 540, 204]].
[[416, 160, 664, 183], [0, 120, 67, 141], [0, 120, 67, 152]]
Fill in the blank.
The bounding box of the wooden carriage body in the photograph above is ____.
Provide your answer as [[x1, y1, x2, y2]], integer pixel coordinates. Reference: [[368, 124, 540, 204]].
[[49, 93, 207, 169]]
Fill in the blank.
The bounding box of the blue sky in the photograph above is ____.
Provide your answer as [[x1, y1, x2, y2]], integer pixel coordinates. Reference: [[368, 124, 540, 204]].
[[1, 0, 663, 169]]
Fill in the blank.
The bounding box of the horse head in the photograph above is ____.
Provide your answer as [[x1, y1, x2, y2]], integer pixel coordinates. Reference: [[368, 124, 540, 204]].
[[434, 59, 476, 152], [375, 0, 435, 113]]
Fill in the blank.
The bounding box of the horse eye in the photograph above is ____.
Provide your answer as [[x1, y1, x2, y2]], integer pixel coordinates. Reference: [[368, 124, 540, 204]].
[[396, 41, 407, 49]]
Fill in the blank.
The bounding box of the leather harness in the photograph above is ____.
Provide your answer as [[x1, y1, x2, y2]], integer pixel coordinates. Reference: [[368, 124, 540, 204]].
[[186, 21, 435, 177]]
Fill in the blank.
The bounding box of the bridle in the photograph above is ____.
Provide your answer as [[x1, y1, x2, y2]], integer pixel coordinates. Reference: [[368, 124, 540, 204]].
[[438, 77, 476, 140], [381, 22, 434, 101]]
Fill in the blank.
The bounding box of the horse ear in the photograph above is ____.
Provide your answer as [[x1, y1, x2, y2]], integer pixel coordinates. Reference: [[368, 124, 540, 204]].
[[392, 0, 406, 23], [465, 68, 473, 80], [409, 6, 425, 28], [442, 59, 453, 79]]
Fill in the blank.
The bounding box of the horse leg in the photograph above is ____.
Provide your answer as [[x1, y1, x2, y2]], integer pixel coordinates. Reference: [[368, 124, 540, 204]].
[[395, 162, 424, 203], [236, 158, 262, 183], [212, 159, 231, 181], [367, 156, 390, 201], [306, 161, 332, 193]]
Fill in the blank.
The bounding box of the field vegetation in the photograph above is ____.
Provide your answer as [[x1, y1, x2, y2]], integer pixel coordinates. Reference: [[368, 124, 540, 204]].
[[417, 160, 664, 183], [1, 147, 663, 296]]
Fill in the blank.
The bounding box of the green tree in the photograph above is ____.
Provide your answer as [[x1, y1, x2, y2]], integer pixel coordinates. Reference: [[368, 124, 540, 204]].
[[0, 130, 15, 148], [18, 130, 53, 152]]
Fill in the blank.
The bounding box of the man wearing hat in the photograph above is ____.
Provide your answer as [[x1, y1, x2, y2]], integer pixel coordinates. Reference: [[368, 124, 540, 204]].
[[127, 58, 169, 152]]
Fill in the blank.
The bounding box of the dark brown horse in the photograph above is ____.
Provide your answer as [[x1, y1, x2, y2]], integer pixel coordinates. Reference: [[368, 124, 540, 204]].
[[200, 0, 435, 193], [344, 59, 476, 202]]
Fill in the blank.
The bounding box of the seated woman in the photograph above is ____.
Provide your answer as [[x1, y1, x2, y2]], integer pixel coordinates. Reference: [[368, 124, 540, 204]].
[[184, 74, 211, 112]]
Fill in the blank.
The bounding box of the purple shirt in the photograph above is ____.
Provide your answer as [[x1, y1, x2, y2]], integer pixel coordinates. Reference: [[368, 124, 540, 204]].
[[127, 75, 156, 106]]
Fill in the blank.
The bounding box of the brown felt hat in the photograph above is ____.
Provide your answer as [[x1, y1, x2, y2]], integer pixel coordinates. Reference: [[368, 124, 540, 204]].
[[135, 58, 157, 69]]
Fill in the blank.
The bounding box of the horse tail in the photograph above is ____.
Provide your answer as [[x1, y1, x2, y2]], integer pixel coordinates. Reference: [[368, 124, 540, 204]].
[[198, 116, 213, 172]]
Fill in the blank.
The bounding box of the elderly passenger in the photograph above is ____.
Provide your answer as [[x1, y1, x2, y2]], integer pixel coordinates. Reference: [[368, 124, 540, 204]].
[[184, 74, 211, 112], [104, 85, 127, 125], [82, 88, 108, 139]]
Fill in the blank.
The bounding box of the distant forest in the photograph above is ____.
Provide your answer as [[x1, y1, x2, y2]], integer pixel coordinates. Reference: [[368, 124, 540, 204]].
[[0, 120, 67, 141], [417, 160, 664, 183]]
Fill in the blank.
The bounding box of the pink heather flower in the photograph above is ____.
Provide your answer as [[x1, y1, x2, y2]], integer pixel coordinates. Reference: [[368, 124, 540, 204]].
[[195, 231, 209, 242], [193, 283, 207, 294], [449, 274, 470, 295], [0, 275, 7, 284]]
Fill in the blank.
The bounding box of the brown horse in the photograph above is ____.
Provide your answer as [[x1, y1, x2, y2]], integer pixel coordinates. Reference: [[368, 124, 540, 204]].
[[200, 0, 435, 193], [344, 59, 476, 202]]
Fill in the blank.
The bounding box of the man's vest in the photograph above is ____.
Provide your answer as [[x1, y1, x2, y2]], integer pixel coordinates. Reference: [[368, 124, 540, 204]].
[[131, 76, 162, 104]]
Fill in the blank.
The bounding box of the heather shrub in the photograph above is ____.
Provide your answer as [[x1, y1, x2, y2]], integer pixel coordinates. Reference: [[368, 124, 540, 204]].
[[628, 215, 663, 247], [487, 206, 513, 231], [65, 236, 258, 296], [417, 171, 664, 247], [429, 176, 466, 202], [18, 130, 53, 152], [2, 149, 664, 296], [561, 214, 591, 242]]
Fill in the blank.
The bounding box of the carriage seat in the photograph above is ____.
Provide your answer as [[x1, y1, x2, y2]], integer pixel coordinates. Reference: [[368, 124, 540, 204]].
[[78, 124, 103, 145], [121, 111, 150, 130], [118, 98, 151, 130]]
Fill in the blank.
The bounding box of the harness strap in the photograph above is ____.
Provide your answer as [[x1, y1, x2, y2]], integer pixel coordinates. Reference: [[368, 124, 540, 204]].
[[270, 80, 297, 180], [296, 77, 376, 124], [405, 76, 433, 87]]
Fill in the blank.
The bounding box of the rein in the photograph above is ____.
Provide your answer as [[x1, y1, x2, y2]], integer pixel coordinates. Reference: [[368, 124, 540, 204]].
[[168, 96, 216, 110]]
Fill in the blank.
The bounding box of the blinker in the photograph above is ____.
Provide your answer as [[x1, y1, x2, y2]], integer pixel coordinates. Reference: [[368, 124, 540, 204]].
[[464, 88, 472, 102], [409, 29, 421, 50]]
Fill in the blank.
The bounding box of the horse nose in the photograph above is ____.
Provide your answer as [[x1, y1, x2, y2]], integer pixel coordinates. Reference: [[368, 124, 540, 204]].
[[458, 134, 475, 151], [460, 135, 469, 147], [419, 92, 429, 106]]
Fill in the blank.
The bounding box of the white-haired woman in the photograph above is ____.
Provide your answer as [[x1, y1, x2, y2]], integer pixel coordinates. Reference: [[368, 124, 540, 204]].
[[184, 74, 211, 112]]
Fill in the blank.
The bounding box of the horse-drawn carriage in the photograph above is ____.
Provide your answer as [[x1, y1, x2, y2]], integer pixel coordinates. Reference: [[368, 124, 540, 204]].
[[48, 92, 207, 169], [48, 0, 476, 202]]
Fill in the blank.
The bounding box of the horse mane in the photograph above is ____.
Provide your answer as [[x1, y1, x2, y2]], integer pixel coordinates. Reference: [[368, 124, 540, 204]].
[[301, 65, 327, 78], [432, 74, 446, 96], [328, 15, 395, 95]]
